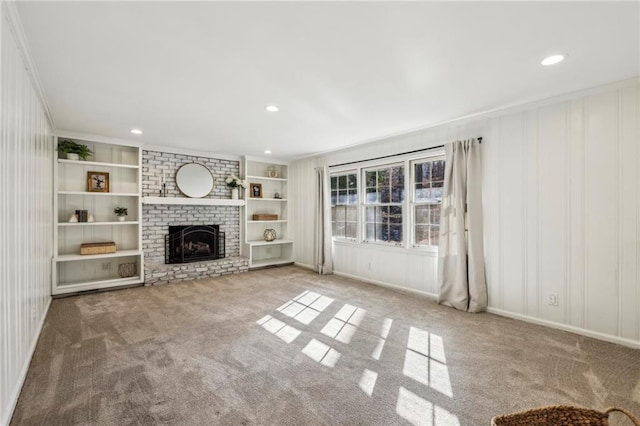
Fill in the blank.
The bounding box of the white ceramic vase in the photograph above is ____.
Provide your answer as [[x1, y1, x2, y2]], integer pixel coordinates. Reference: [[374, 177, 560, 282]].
[[66, 153, 79, 160], [118, 216, 126, 222], [231, 188, 239, 200]]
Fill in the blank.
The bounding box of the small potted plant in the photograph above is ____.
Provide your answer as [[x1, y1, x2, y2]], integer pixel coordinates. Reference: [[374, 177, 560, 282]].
[[57, 139, 93, 160], [225, 175, 247, 200], [113, 206, 128, 222]]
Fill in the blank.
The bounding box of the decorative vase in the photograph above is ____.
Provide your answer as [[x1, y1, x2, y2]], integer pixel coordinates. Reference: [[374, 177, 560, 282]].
[[118, 262, 137, 278], [66, 153, 79, 160], [231, 187, 239, 200], [263, 228, 276, 242], [118, 216, 125, 222]]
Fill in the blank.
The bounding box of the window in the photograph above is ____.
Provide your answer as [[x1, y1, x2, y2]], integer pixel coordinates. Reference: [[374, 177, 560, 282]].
[[363, 164, 404, 244], [331, 173, 357, 239], [412, 157, 445, 247]]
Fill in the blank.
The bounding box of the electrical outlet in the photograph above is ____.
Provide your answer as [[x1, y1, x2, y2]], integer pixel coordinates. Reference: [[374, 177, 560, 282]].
[[548, 293, 559, 306], [101, 263, 111, 271]]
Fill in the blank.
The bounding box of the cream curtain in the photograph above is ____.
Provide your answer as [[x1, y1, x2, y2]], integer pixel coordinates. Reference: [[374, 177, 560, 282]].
[[314, 166, 333, 275], [437, 139, 487, 312]]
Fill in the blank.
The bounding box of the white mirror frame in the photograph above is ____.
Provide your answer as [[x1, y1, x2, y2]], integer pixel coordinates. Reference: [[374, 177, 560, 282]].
[[175, 163, 214, 198]]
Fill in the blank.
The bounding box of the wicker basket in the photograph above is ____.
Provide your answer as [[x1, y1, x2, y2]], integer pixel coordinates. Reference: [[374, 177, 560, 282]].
[[491, 405, 640, 426]]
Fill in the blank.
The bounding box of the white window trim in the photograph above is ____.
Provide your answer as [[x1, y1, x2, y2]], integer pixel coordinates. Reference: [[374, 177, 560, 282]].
[[328, 147, 445, 250], [330, 170, 358, 241], [410, 154, 445, 249]]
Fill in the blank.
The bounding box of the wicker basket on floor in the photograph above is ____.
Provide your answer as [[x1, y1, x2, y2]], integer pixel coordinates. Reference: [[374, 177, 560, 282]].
[[491, 405, 640, 426]]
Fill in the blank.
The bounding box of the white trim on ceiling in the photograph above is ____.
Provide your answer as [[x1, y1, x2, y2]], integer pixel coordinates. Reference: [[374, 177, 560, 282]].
[[297, 76, 640, 162]]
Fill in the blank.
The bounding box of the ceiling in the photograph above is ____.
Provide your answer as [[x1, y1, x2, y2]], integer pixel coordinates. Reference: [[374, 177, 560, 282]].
[[16, 2, 639, 160]]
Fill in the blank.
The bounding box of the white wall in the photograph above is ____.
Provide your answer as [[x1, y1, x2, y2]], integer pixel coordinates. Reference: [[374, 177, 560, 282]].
[[1, 4, 54, 425], [291, 78, 640, 348]]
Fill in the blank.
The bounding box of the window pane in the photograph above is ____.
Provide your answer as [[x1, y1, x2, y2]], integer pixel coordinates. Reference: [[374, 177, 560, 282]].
[[389, 206, 402, 224], [377, 223, 387, 242], [366, 188, 377, 203], [379, 186, 390, 203], [338, 190, 347, 204], [431, 204, 441, 225], [366, 223, 375, 241], [391, 185, 404, 203], [331, 176, 337, 190], [348, 174, 357, 189], [331, 207, 336, 222], [376, 206, 388, 224], [332, 222, 337, 235], [346, 206, 357, 222], [331, 190, 337, 205], [338, 175, 347, 190], [348, 190, 357, 204], [366, 171, 377, 188], [415, 205, 429, 224], [335, 206, 346, 222], [415, 186, 429, 202], [378, 169, 390, 186], [415, 163, 429, 184], [336, 223, 346, 238], [392, 166, 404, 188], [346, 222, 356, 239], [415, 225, 429, 245], [389, 225, 402, 243], [432, 160, 445, 181], [365, 206, 375, 222], [430, 226, 440, 246]]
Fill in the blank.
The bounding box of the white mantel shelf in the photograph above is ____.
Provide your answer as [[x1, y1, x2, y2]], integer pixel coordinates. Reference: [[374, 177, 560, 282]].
[[142, 196, 245, 206]]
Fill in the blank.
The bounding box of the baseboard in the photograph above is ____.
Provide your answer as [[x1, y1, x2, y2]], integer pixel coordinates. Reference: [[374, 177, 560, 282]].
[[3, 296, 52, 426], [332, 270, 438, 300], [330, 270, 640, 350], [293, 262, 314, 270], [487, 307, 640, 350]]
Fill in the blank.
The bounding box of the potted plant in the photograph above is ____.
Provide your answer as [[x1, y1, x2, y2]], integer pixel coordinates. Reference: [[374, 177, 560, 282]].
[[225, 175, 247, 200], [57, 139, 93, 160], [113, 206, 128, 222]]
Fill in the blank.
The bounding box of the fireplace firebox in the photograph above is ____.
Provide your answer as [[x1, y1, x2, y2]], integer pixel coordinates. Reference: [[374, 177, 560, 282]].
[[165, 225, 225, 264]]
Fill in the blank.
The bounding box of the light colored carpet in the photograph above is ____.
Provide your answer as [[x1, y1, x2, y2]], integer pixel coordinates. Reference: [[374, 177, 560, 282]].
[[11, 266, 640, 425]]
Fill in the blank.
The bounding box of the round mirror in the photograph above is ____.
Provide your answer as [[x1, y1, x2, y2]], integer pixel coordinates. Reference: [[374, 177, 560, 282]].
[[175, 163, 214, 198]]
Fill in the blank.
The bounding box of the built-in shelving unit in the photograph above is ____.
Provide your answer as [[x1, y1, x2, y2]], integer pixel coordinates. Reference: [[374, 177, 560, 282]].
[[52, 134, 144, 295], [240, 157, 293, 269]]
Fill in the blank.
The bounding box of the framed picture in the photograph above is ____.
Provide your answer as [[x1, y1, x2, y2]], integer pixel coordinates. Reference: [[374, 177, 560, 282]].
[[87, 171, 110, 192], [250, 183, 263, 198]]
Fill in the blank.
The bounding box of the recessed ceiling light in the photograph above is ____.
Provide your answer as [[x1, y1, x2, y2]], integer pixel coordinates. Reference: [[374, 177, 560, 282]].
[[130, 129, 143, 135], [265, 105, 279, 112], [264, 150, 272, 155], [541, 54, 566, 66]]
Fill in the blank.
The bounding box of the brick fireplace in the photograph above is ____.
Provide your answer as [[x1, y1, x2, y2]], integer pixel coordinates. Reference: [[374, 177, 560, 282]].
[[142, 149, 248, 285]]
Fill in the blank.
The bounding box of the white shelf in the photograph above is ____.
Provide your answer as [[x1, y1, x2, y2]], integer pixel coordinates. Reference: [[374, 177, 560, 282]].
[[59, 191, 139, 197], [247, 198, 287, 202], [55, 249, 143, 262], [54, 137, 144, 295], [55, 276, 143, 294], [142, 196, 245, 206], [58, 221, 139, 227], [251, 258, 294, 268], [247, 239, 293, 246], [246, 175, 288, 182], [248, 220, 288, 223], [58, 159, 139, 169]]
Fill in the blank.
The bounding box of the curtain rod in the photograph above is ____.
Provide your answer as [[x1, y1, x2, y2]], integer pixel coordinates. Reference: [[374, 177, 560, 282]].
[[328, 137, 482, 168]]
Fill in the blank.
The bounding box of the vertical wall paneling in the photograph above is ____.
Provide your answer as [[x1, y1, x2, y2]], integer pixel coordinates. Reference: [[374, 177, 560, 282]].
[[620, 85, 639, 340], [291, 79, 640, 348], [585, 91, 619, 335], [0, 4, 54, 425], [568, 99, 586, 329], [538, 103, 568, 324], [525, 109, 540, 318], [498, 113, 525, 314]]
